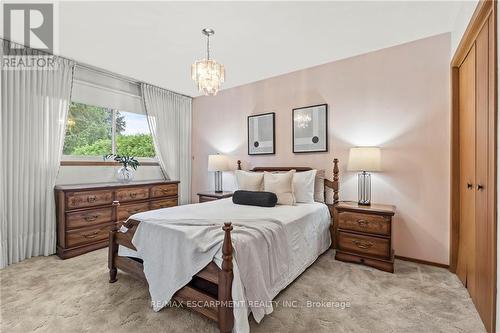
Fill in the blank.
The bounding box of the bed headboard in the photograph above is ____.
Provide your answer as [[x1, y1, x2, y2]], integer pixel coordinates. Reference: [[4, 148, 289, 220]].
[[236, 159, 339, 205]]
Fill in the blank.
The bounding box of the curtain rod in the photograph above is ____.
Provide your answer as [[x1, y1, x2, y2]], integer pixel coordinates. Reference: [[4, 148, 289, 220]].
[[0, 37, 193, 99]]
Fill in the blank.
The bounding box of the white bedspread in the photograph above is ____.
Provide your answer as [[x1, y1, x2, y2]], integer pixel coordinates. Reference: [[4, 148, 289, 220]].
[[118, 198, 331, 333]]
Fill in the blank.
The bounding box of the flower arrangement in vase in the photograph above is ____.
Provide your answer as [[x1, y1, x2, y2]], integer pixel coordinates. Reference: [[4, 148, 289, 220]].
[[103, 154, 140, 183]]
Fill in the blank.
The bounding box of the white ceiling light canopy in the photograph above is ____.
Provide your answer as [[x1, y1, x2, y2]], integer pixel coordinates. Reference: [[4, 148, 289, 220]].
[[191, 28, 225, 96]]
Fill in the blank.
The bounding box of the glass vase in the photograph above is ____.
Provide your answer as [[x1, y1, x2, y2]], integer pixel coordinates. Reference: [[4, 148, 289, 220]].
[[117, 166, 134, 183]]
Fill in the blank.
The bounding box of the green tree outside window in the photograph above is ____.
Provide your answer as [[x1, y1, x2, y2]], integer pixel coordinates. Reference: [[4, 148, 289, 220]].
[[63, 102, 155, 158]]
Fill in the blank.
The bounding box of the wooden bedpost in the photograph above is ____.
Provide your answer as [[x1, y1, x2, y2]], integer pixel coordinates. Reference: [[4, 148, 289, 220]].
[[237, 160, 242, 170], [218, 222, 234, 333], [108, 200, 120, 283], [333, 158, 339, 204], [108, 222, 118, 283]]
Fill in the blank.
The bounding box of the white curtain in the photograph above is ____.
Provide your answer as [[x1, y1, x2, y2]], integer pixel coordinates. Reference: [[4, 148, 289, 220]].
[[141, 84, 192, 205], [0, 40, 74, 267]]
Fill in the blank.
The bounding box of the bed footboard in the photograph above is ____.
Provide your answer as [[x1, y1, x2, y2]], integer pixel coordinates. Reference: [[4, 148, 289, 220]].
[[108, 219, 234, 333]]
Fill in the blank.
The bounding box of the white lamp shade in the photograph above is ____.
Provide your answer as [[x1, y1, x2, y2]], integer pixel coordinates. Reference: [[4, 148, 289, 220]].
[[347, 147, 382, 172], [207, 154, 229, 171]]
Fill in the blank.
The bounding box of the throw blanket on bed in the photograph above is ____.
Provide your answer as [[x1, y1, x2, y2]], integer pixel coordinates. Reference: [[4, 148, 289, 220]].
[[130, 216, 290, 321]]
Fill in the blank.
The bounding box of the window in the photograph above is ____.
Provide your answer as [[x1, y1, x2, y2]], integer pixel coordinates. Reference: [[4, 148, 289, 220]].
[[63, 102, 113, 156], [63, 101, 155, 159], [116, 111, 155, 157]]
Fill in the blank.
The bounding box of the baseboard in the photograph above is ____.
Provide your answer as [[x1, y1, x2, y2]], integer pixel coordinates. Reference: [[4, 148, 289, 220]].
[[395, 255, 449, 269]]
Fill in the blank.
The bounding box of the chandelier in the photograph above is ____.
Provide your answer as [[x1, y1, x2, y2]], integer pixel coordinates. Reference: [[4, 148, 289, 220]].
[[191, 28, 225, 96], [294, 112, 312, 128]]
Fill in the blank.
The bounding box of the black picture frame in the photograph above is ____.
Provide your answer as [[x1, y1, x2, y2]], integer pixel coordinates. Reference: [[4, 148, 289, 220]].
[[292, 104, 328, 153], [247, 112, 276, 155]]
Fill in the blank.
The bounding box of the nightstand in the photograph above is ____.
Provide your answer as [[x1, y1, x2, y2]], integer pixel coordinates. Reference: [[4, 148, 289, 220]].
[[334, 201, 396, 273], [197, 191, 233, 203]]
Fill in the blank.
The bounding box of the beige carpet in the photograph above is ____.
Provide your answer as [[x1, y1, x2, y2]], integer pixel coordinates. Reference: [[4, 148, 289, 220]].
[[1, 249, 485, 333]]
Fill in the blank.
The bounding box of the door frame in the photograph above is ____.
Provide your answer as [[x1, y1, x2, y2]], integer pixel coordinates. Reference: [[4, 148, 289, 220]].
[[450, 0, 497, 331]]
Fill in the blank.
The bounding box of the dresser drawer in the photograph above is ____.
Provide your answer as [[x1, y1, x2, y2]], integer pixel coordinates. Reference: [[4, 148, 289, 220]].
[[66, 190, 113, 210], [337, 231, 390, 259], [117, 202, 150, 221], [66, 224, 111, 247], [151, 184, 178, 198], [151, 198, 178, 210], [66, 207, 112, 229], [338, 211, 390, 236], [116, 187, 149, 202]]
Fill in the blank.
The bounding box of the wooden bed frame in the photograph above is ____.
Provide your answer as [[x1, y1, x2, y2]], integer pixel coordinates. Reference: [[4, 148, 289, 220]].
[[108, 158, 340, 333]]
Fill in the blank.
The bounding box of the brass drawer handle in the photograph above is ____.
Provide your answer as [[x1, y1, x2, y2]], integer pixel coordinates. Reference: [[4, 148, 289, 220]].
[[160, 188, 172, 193], [87, 195, 97, 203], [82, 231, 99, 239], [352, 239, 374, 249], [357, 219, 369, 227], [84, 214, 99, 222], [129, 192, 138, 198]]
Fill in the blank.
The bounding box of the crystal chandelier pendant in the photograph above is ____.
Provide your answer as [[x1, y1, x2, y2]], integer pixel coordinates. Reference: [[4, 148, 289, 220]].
[[191, 28, 225, 96], [294, 112, 312, 128]]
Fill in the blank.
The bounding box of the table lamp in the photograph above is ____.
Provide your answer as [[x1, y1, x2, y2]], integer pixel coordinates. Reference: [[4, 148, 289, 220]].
[[347, 147, 381, 205], [208, 154, 229, 193]]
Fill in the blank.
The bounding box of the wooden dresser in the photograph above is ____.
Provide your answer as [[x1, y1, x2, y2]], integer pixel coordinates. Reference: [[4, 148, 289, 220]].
[[334, 202, 396, 272], [55, 180, 179, 259]]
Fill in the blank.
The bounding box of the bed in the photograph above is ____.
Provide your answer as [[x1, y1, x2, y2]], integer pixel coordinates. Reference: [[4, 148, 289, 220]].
[[108, 159, 340, 333]]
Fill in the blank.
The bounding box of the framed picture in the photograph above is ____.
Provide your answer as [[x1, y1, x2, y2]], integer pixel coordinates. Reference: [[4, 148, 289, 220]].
[[248, 112, 275, 155], [293, 104, 328, 153]]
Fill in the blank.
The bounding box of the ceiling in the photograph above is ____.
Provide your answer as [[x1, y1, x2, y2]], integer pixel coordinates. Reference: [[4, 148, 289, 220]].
[[10, 1, 466, 96]]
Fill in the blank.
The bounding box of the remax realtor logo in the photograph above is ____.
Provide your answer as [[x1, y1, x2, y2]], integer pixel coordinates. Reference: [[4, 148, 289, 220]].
[[4, 3, 54, 52]]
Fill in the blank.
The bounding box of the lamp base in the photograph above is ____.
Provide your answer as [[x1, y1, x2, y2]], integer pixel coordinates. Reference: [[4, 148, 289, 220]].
[[357, 171, 371, 206], [214, 171, 223, 193]]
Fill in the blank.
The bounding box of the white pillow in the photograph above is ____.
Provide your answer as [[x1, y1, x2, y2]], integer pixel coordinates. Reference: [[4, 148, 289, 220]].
[[314, 169, 325, 203], [264, 170, 296, 205], [293, 170, 317, 203], [235, 170, 264, 191]]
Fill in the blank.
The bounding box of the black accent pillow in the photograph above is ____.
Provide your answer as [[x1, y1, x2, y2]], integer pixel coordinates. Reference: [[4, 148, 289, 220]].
[[232, 190, 277, 207]]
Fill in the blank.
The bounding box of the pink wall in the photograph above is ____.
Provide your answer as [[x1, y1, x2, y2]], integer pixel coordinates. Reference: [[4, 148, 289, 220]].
[[192, 33, 451, 265]]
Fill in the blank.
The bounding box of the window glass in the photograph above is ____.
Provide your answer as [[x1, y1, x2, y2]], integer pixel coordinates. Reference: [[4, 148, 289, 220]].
[[63, 102, 112, 156], [63, 103, 156, 159], [116, 111, 155, 158]]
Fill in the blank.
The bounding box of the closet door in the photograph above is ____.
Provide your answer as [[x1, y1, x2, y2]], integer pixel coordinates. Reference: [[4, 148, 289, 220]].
[[456, 45, 476, 299], [452, 3, 496, 332], [474, 16, 495, 331]]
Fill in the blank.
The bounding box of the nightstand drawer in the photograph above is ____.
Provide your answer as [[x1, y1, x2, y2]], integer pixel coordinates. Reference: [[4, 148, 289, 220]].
[[199, 196, 218, 203], [197, 191, 233, 203], [338, 211, 390, 236], [338, 231, 390, 259]]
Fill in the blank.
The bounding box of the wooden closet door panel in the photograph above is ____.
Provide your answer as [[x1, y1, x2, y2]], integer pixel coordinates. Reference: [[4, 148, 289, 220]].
[[474, 16, 495, 333], [456, 45, 476, 297], [485, 15, 496, 333]]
